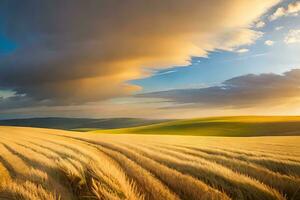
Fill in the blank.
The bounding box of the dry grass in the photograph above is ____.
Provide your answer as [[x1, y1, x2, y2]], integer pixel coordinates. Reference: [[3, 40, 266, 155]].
[[0, 126, 300, 200]]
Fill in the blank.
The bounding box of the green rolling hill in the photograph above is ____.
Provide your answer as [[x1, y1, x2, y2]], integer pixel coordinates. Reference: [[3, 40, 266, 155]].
[[2, 116, 300, 136], [95, 116, 300, 136]]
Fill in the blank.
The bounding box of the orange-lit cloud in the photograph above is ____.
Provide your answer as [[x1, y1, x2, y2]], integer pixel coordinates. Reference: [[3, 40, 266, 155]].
[[0, 0, 279, 109]]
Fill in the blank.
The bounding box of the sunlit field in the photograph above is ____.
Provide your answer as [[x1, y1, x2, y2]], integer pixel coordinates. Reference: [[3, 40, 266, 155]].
[[0, 126, 299, 200], [97, 116, 300, 136]]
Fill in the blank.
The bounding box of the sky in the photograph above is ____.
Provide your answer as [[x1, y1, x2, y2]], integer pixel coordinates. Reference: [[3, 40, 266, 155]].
[[0, 0, 300, 119]]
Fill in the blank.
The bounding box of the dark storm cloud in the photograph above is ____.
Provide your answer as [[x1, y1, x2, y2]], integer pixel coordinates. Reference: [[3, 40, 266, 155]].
[[137, 69, 300, 108], [0, 0, 279, 109]]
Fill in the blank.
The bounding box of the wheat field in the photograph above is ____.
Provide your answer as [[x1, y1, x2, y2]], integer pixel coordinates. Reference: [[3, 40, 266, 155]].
[[0, 126, 300, 200]]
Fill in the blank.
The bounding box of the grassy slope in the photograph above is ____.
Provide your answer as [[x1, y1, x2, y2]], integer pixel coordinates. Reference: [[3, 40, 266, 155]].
[[94, 116, 300, 136]]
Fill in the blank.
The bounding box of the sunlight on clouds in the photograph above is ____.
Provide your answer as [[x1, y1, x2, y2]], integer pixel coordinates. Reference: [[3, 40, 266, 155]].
[[236, 48, 249, 53], [0, 0, 280, 110], [265, 40, 275, 46], [269, 1, 300, 21], [213, 28, 263, 52], [136, 69, 300, 112], [255, 21, 266, 28], [284, 29, 300, 44]]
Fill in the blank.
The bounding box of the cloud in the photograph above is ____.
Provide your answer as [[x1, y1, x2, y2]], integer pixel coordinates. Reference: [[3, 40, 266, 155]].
[[0, 0, 279, 109], [264, 40, 275, 46], [255, 21, 266, 28], [236, 48, 249, 53], [136, 69, 300, 109], [275, 26, 284, 31], [284, 29, 300, 44], [269, 1, 300, 21]]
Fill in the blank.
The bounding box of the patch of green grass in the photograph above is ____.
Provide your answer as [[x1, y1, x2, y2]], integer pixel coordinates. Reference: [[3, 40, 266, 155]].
[[91, 116, 300, 136]]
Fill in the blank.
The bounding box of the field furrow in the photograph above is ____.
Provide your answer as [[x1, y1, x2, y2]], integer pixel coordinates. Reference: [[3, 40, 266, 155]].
[[1, 127, 300, 200]]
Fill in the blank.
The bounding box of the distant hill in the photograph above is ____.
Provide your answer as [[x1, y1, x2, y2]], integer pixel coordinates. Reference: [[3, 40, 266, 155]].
[[97, 116, 300, 136], [3, 116, 300, 136], [0, 117, 171, 131]]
